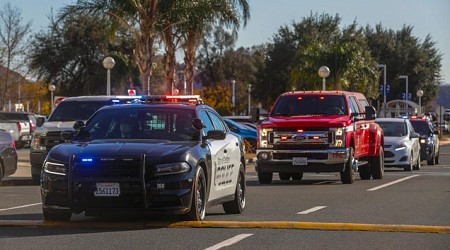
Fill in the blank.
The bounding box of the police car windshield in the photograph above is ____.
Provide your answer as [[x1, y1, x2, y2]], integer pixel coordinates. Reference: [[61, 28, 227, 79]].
[[48, 101, 111, 122], [376, 121, 408, 137], [78, 107, 199, 141], [410, 120, 432, 136], [271, 95, 348, 116]]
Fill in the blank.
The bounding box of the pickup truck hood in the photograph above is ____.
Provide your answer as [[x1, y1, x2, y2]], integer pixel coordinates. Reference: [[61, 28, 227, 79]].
[[262, 115, 351, 128]]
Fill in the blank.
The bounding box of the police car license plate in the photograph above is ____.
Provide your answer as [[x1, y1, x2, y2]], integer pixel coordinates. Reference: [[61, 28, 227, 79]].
[[293, 157, 307, 165], [94, 183, 120, 197]]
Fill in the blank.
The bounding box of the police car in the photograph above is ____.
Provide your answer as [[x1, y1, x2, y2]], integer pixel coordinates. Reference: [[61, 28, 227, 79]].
[[40, 95, 246, 221]]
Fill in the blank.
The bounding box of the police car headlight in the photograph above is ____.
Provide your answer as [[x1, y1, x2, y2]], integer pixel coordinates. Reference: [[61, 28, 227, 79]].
[[259, 128, 273, 148], [394, 142, 407, 151], [44, 161, 66, 176], [420, 138, 428, 144], [155, 162, 190, 176]]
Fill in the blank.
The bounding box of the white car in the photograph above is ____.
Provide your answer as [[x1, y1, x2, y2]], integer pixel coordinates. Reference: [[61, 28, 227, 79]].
[[375, 118, 421, 171]]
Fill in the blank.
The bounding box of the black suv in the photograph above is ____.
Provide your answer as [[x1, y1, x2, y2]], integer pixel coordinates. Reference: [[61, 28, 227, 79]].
[[409, 116, 440, 165]]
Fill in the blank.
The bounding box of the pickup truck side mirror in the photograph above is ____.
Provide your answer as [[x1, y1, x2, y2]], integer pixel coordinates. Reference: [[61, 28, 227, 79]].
[[364, 106, 377, 120]]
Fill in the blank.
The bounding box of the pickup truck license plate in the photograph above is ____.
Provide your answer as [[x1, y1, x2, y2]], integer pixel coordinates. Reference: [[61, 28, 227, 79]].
[[94, 183, 120, 197], [293, 157, 307, 165]]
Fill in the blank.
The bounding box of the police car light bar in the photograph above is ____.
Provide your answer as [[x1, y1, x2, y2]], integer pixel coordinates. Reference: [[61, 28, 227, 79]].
[[144, 95, 203, 104]]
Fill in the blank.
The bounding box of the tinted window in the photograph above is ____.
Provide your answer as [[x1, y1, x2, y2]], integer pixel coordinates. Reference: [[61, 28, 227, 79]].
[[348, 97, 359, 114], [271, 95, 348, 116], [376, 121, 407, 137], [49, 101, 111, 121], [410, 120, 432, 136], [79, 107, 199, 141], [209, 112, 227, 130], [199, 110, 215, 136]]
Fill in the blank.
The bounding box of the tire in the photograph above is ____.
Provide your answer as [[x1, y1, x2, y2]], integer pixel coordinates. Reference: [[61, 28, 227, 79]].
[[291, 172, 303, 181], [43, 209, 71, 221], [278, 173, 291, 181], [404, 152, 413, 171], [427, 152, 435, 165], [435, 152, 439, 165], [223, 164, 246, 214], [0, 165, 3, 186], [359, 165, 371, 180], [413, 154, 421, 170], [340, 147, 355, 184], [258, 171, 273, 184], [182, 167, 207, 221], [370, 147, 384, 179]]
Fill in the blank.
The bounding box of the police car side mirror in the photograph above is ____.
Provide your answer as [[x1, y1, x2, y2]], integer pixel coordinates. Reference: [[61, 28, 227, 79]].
[[73, 120, 86, 130], [192, 118, 205, 131], [205, 130, 226, 140]]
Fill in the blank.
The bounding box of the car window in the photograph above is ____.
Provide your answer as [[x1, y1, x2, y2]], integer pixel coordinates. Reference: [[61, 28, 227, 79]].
[[79, 107, 199, 141], [348, 97, 360, 114], [271, 95, 348, 116], [410, 121, 432, 136], [377, 121, 407, 137], [208, 112, 227, 131], [49, 101, 111, 121]]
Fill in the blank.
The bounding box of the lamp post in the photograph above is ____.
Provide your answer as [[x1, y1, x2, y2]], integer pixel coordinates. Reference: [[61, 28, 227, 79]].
[[48, 84, 56, 112], [416, 90, 424, 115], [231, 80, 236, 115], [318, 66, 330, 91], [376, 64, 387, 117], [399, 75, 409, 113], [102, 57, 115, 96], [248, 83, 252, 115]]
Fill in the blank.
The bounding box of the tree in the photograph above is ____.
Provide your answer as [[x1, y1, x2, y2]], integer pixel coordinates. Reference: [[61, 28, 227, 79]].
[[0, 3, 31, 110], [30, 12, 138, 96], [365, 24, 442, 106]]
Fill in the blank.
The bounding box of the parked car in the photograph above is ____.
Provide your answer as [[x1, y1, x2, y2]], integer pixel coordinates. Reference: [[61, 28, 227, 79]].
[[437, 121, 449, 134], [0, 112, 32, 149], [375, 118, 421, 171], [409, 116, 440, 165], [40, 95, 246, 221], [223, 118, 257, 153], [0, 129, 18, 184]]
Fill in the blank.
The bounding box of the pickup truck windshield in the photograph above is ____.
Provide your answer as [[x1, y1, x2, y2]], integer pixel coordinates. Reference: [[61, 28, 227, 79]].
[[271, 95, 348, 116], [48, 101, 110, 122]]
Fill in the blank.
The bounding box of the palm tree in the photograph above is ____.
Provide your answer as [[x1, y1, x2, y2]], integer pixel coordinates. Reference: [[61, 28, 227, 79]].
[[61, 0, 159, 95]]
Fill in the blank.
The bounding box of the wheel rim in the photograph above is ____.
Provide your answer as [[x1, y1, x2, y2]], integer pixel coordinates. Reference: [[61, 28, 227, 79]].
[[238, 171, 245, 208], [196, 175, 206, 219]]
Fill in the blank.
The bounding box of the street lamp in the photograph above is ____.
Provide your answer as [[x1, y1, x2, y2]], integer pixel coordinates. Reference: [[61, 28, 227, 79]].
[[416, 90, 424, 115], [248, 84, 252, 115], [376, 64, 387, 117], [230, 80, 236, 115], [318, 66, 330, 91], [102, 57, 115, 96], [399, 75, 409, 112], [48, 84, 56, 112]]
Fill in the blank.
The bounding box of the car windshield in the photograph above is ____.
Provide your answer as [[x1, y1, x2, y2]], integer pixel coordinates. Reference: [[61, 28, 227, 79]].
[[271, 95, 348, 116], [77, 106, 199, 141], [48, 101, 111, 121], [377, 121, 407, 137], [410, 121, 432, 136]]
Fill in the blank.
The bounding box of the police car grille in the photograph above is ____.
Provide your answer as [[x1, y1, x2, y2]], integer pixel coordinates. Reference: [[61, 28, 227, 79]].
[[384, 151, 394, 158], [73, 157, 143, 179]]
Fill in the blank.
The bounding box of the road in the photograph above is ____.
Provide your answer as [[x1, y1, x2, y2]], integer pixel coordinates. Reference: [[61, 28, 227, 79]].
[[1, 146, 449, 249]]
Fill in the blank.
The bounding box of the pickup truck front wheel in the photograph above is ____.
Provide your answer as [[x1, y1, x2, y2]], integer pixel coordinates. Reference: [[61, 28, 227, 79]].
[[370, 147, 384, 179], [340, 148, 355, 184]]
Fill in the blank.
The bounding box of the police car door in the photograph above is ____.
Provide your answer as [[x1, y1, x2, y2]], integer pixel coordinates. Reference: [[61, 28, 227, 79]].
[[199, 110, 240, 201]]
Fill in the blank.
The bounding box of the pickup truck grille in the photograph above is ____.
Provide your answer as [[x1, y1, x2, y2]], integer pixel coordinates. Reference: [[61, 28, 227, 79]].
[[268, 128, 333, 146], [42, 131, 65, 149]]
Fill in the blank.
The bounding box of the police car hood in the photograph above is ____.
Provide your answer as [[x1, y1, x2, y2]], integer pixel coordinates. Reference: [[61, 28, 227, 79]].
[[50, 140, 197, 161], [264, 115, 351, 128]]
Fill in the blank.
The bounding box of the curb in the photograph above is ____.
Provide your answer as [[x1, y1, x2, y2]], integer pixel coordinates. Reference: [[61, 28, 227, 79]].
[[0, 220, 448, 234]]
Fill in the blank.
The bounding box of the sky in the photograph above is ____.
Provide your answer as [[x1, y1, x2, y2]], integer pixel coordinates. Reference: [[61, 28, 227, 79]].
[[2, 0, 449, 83]]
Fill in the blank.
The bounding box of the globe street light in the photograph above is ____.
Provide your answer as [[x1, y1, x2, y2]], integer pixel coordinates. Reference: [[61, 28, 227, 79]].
[[102, 57, 115, 96], [399, 75, 408, 112], [416, 90, 424, 115], [376, 64, 387, 117], [318, 66, 330, 91], [48, 84, 56, 112]]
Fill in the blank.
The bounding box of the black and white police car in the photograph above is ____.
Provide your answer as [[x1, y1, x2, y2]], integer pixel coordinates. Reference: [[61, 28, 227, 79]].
[[41, 95, 246, 221]]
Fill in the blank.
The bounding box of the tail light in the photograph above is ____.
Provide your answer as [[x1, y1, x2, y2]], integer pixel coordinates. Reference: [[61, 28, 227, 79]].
[[16, 122, 22, 132], [11, 136, 16, 149]]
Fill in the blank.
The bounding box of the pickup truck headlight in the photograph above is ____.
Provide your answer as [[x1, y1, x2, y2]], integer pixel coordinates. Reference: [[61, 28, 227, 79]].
[[259, 128, 273, 148], [31, 133, 46, 151], [44, 161, 66, 176], [330, 127, 345, 147], [155, 162, 190, 176]]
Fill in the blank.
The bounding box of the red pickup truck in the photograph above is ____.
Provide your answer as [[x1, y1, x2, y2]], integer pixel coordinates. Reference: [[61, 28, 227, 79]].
[[252, 91, 384, 184]]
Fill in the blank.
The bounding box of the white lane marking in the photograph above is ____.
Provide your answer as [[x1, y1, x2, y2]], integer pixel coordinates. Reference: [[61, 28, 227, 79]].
[[297, 206, 327, 215], [0, 203, 42, 212], [204, 234, 253, 250], [367, 175, 420, 191]]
